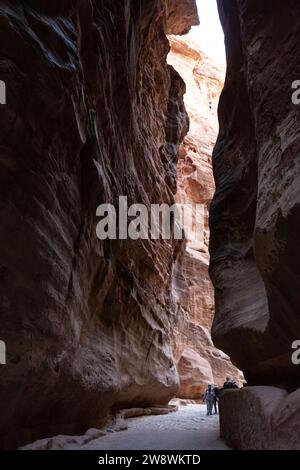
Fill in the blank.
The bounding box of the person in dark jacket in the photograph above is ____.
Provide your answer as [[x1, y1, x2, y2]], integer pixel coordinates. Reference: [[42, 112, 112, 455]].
[[213, 385, 220, 414], [222, 377, 238, 389], [223, 377, 232, 389]]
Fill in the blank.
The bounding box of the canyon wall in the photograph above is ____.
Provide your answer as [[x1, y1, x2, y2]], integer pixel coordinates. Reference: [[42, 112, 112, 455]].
[[0, 0, 198, 449], [168, 35, 242, 398], [210, 0, 300, 449]]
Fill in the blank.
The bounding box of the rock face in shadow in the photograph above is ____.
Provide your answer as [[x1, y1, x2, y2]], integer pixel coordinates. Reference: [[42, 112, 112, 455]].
[[210, 0, 300, 449], [211, 0, 300, 387], [0, 0, 198, 449], [168, 35, 242, 398]]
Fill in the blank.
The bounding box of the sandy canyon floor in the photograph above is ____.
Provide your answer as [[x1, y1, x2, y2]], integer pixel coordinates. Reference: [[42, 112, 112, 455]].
[[83, 404, 229, 451]]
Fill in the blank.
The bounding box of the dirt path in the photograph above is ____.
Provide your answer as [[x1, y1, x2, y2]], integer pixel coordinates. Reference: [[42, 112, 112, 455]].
[[83, 404, 229, 451]]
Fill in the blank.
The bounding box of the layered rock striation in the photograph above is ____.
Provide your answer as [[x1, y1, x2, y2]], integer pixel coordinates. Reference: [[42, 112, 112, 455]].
[[168, 35, 242, 399], [210, 0, 300, 449], [0, 0, 199, 449]]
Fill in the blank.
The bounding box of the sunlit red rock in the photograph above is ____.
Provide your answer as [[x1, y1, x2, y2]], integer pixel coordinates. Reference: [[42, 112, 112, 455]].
[[168, 34, 242, 398]]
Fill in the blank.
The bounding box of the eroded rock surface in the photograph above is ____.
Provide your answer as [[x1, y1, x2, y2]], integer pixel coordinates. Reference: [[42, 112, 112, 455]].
[[166, 0, 199, 35], [0, 0, 198, 449], [210, 0, 300, 449], [168, 34, 242, 398], [220, 386, 300, 450], [211, 0, 300, 389]]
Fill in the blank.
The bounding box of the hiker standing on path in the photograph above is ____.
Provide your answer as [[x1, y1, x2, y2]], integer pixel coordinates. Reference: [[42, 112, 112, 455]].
[[213, 385, 220, 414], [203, 385, 215, 416]]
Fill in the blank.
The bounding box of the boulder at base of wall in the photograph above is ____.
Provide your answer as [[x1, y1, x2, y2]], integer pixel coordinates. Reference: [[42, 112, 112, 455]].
[[219, 386, 300, 450]]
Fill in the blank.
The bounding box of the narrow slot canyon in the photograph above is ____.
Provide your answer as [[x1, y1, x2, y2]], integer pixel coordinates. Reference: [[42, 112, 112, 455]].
[[0, 0, 300, 455]]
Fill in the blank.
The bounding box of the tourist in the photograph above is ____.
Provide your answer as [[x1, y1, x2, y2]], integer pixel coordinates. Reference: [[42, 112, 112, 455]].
[[222, 377, 238, 390], [203, 384, 215, 416], [213, 385, 220, 414]]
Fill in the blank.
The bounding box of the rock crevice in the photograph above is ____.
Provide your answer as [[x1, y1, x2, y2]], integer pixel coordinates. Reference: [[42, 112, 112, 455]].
[[168, 33, 242, 398]]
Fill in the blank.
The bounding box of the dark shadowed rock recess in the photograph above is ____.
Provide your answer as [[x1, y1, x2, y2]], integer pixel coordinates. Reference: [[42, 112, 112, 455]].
[[0, 0, 199, 449], [210, 0, 300, 449]]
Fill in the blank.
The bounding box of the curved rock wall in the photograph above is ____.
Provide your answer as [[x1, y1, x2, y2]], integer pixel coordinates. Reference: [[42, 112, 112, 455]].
[[0, 0, 198, 449], [210, 0, 300, 449], [211, 0, 300, 387]]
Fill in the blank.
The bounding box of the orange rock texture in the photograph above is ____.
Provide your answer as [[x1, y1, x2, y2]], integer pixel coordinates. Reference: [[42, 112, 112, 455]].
[[168, 34, 242, 399]]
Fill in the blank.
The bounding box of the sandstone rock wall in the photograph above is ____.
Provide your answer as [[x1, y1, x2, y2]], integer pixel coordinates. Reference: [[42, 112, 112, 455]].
[[0, 0, 198, 449], [220, 387, 300, 450], [168, 35, 242, 399], [210, 0, 300, 449], [211, 0, 300, 389]]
